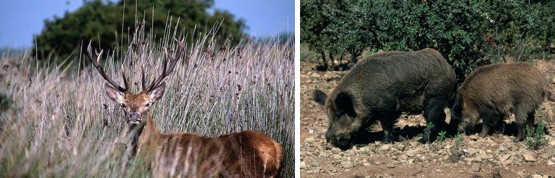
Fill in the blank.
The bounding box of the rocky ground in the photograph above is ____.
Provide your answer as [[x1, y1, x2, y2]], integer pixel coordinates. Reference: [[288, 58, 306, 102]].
[[300, 60, 555, 177]]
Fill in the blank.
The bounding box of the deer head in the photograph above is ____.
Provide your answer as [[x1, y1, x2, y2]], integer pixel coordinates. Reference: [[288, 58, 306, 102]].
[[87, 40, 183, 126]]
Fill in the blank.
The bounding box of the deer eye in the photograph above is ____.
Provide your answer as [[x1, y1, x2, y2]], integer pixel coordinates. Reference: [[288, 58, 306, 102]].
[[121, 104, 127, 109], [145, 103, 151, 107]]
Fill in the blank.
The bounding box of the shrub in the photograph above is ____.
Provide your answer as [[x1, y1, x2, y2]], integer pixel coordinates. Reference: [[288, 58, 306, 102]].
[[448, 133, 465, 163], [437, 130, 447, 142], [525, 120, 548, 150], [301, 0, 555, 81]]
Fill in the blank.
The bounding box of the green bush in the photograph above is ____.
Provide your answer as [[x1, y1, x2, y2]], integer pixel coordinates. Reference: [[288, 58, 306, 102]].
[[525, 120, 548, 150], [437, 130, 447, 142], [301, 0, 555, 80]]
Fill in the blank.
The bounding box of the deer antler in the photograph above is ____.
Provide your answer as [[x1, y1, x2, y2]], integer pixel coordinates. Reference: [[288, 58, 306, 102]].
[[87, 41, 129, 92], [143, 38, 185, 92]]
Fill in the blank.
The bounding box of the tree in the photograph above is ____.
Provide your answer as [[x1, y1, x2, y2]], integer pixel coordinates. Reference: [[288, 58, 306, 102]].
[[33, 0, 247, 66]]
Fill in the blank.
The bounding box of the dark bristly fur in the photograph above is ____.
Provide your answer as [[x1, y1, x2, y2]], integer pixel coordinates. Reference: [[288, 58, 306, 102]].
[[314, 48, 457, 150], [451, 62, 554, 141]]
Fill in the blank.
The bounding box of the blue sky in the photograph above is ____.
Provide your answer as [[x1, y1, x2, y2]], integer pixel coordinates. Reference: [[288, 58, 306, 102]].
[[0, 0, 294, 48]]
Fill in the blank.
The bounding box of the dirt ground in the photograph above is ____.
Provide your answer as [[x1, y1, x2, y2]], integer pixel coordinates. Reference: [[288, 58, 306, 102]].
[[300, 59, 555, 178]]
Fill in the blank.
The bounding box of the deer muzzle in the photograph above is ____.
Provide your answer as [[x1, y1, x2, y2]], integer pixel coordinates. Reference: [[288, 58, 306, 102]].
[[128, 112, 142, 125]]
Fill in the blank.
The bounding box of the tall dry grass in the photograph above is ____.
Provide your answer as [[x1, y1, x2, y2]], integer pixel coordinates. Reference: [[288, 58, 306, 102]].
[[0, 20, 294, 177]]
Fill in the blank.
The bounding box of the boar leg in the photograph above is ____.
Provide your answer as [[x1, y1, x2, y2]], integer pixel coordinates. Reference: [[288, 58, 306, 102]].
[[380, 114, 398, 143], [480, 124, 491, 137], [479, 109, 500, 137], [527, 111, 535, 131], [519, 111, 536, 141], [514, 108, 530, 142], [421, 97, 447, 143]]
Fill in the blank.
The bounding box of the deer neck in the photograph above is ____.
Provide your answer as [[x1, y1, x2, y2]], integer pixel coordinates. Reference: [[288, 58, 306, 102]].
[[129, 111, 160, 156]]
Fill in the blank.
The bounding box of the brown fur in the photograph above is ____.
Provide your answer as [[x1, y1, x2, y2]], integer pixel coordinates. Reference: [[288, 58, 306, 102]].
[[134, 112, 283, 177], [452, 62, 553, 141], [114, 91, 283, 177], [99, 73, 282, 177]]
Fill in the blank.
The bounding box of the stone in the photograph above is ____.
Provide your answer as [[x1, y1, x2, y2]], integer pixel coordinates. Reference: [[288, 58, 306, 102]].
[[522, 152, 536, 162], [500, 154, 512, 161], [476, 152, 488, 161], [399, 155, 409, 162], [406, 150, 417, 157], [310, 167, 321, 174], [386, 163, 395, 168], [310, 72, 320, 78], [540, 153, 550, 159], [396, 144, 406, 151], [465, 148, 478, 156], [502, 159, 513, 166], [300, 161, 306, 169], [532, 174, 543, 178], [380, 144, 391, 151], [498, 145, 506, 152], [341, 161, 354, 169], [331, 147, 341, 154], [310, 160, 319, 167], [471, 162, 481, 172], [548, 160, 555, 166]]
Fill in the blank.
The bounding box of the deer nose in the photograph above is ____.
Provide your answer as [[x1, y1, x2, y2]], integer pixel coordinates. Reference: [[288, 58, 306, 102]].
[[128, 112, 141, 123]]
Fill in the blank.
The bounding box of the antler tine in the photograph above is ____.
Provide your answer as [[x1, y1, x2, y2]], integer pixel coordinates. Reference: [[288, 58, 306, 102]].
[[120, 62, 130, 91], [87, 41, 128, 92], [146, 38, 184, 92]]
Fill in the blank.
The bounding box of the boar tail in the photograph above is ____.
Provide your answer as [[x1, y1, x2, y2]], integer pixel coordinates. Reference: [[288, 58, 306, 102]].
[[313, 89, 328, 105]]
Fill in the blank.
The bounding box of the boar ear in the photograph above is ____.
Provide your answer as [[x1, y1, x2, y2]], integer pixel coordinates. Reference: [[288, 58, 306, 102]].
[[335, 92, 357, 118], [313, 89, 328, 105]]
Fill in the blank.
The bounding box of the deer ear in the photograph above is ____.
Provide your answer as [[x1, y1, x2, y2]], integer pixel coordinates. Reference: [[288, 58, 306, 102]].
[[104, 83, 125, 104], [149, 82, 166, 103]]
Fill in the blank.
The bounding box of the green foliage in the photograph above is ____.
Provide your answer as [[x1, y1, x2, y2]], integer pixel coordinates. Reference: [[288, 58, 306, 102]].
[[301, 0, 555, 80], [437, 130, 447, 142], [421, 122, 435, 143], [525, 120, 547, 150], [448, 133, 464, 163], [33, 0, 246, 66]]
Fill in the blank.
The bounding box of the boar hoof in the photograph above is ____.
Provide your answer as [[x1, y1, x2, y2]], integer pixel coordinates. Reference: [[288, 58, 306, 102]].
[[513, 136, 525, 142], [382, 133, 395, 143]]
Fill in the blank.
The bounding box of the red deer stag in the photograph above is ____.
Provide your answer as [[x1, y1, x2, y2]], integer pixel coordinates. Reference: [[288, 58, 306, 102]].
[[87, 41, 282, 177]]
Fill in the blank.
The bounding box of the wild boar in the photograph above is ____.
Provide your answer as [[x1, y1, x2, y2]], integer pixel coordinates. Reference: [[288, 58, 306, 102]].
[[451, 62, 554, 141], [313, 48, 457, 150]]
